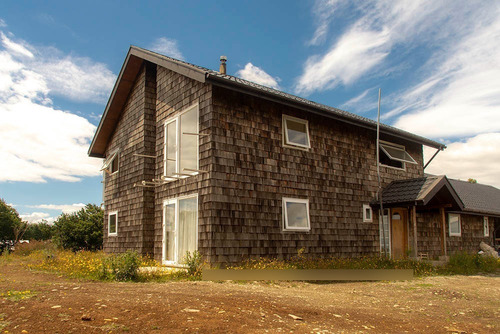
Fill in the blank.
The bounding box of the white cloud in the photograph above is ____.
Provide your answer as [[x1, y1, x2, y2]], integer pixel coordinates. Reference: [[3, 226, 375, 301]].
[[308, 0, 343, 46], [149, 37, 184, 60], [0, 30, 104, 183], [296, 0, 478, 95], [340, 87, 377, 114], [0, 33, 115, 104], [0, 19, 6, 28], [236, 63, 281, 90], [425, 133, 500, 189], [393, 11, 500, 138], [20, 212, 55, 224], [28, 203, 85, 214]]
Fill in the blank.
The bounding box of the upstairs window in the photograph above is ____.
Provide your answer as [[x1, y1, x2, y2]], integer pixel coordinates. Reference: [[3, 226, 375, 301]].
[[363, 204, 373, 222], [484, 217, 489, 237], [282, 198, 310, 231], [283, 115, 310, 149], [448, 213, 461, 237], [108, 211, 118, 236], [379, 141, 416, 170], [101, 149, 119, 175], [164, 104, 199, 178]]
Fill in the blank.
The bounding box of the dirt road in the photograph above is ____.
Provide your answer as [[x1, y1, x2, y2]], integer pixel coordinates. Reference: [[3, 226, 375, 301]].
[[0, 263, 498, 333]]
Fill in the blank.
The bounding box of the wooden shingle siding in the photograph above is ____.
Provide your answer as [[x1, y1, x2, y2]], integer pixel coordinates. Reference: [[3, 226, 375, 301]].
[[103, 62, 157, 255], [206, 86, 424, 265], [152, 66, 213, 262], [408, 210, 494, 258]]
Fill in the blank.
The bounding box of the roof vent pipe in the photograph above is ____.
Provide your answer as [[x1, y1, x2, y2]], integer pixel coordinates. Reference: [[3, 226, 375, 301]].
[[219, 55, 227, 75]]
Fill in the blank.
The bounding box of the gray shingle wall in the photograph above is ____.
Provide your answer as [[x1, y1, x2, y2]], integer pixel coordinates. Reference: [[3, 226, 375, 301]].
[[103, 63, 157, 254], [206, 86, 424, 264], [152, 66, 213, 262]]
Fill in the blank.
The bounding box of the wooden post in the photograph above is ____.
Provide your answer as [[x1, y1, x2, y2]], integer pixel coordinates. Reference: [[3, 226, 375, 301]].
[[412, 206, 418, 258], [440, 207, 447, 257]]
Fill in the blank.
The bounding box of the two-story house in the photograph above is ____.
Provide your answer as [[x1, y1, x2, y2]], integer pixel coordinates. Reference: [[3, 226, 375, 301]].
[[88, 46, 497, 265]]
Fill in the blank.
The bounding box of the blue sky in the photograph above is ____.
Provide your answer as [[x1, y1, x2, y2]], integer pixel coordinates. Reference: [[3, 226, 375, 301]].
[[1, 0, 499, 223]]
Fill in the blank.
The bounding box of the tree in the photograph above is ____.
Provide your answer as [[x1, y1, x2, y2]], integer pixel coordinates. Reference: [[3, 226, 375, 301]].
[[468, 178, 477, 184], [0, 198, 27, 244], [53, 204, 103, 251], [24, 220, 55, 241]]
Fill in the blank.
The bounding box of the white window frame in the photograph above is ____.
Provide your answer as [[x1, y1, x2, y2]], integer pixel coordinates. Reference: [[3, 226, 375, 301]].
[[484, 216, 489, 237], [101, 148, 119, 175], [363, 204, 373, 222], [162, 194, 199, 265], [448, 213, 461, 237], [379, 209, 391, 255], [379, 141, 416, 171], [282, 197, 311, 231], [282, 114, 311, 149], [163, 103, 199, 179], [108, 211, 118, 237]]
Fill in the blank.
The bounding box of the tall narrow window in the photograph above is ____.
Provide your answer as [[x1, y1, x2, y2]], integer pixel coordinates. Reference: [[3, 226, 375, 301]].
[[164, 104, 199, 177], [363, 204, 373, 222], [165, 119, 177, 176], [448, 213, 461, 236], [379, 141, 416, 170], [380, 209, 391, 254], [108, 211, 118, 236], [163, 195, 198, 264], [282, 198, 310, 231], [484, 217, 489, 237], [283, 115, 310, 149]]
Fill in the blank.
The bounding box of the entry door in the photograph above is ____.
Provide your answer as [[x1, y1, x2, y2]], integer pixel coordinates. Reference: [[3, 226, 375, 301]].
[[391, 208, 408, 259]]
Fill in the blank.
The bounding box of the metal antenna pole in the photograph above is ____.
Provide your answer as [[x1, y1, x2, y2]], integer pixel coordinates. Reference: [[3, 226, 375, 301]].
[[376, 88, 387, 257]]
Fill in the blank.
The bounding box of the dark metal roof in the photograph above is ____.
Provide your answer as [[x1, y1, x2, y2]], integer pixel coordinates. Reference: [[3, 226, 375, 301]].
[[89, 45, 446, 157], [375, 175, 464, 210], [449, 179, 500, 216]]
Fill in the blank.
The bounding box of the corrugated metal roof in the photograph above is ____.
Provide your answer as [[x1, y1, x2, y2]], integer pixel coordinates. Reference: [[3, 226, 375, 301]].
[[449, 179, 500, 216]]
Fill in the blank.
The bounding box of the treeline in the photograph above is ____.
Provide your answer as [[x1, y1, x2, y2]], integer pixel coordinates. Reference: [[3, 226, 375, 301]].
[[1, 199, 103, 252]]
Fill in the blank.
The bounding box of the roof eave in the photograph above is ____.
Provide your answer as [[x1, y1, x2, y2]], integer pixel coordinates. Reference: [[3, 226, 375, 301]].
[[206, 74, 446, 150]]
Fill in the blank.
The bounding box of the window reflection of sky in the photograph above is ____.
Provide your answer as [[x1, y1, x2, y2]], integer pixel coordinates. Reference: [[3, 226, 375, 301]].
[[286, 202, 308, 228]]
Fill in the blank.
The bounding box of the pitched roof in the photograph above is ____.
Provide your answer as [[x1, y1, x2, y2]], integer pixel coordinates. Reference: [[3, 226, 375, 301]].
[[449, 179, 500, 216], [88, 46, 446, 158], [377, 175, 464, 209]]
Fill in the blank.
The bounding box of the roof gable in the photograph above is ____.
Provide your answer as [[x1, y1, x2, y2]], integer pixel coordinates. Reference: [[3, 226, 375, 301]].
[[378, 175, 464, 210]]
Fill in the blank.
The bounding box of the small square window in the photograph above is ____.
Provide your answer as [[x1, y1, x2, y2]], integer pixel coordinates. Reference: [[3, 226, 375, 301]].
[[363, 204, 373, 222], [101, 149, 119, 175], [283, 198, 310, 231], [108, 211, 118, 236], [283, 115, 310, 149], [448, 213, 461, 236], [484, 217, 489, 237]]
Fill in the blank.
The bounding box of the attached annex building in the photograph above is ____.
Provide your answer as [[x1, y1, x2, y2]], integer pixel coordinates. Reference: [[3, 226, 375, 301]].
[[88, 46, 498, 265]]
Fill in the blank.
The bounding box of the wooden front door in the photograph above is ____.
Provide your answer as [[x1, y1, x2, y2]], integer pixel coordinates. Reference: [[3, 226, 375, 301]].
[[391, 208, 408, 259]]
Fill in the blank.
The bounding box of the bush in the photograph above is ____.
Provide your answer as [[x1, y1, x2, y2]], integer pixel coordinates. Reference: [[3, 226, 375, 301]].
[[24, 221, 55, 241], [101, 251, 141, 281], [13, 240, 56, 256], [53, 204, 103, 251], [184, 250, 203, 280], [444, 252, 499, 275]]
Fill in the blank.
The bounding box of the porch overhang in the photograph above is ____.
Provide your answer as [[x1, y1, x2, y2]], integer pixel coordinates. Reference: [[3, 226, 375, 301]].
[[371, 175, 464, 211]]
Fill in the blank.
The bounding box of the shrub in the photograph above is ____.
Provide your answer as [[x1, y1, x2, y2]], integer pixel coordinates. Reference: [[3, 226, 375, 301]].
[[444, 252, 499, 275], [184, 250, 203, 280], [13, 240, 56, 256], [101, 251, 141, 281], [53, 204, 103, 251]]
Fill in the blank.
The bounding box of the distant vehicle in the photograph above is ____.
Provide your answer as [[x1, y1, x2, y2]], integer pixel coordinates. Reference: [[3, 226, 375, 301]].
[[0, 240, 15, 254]]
